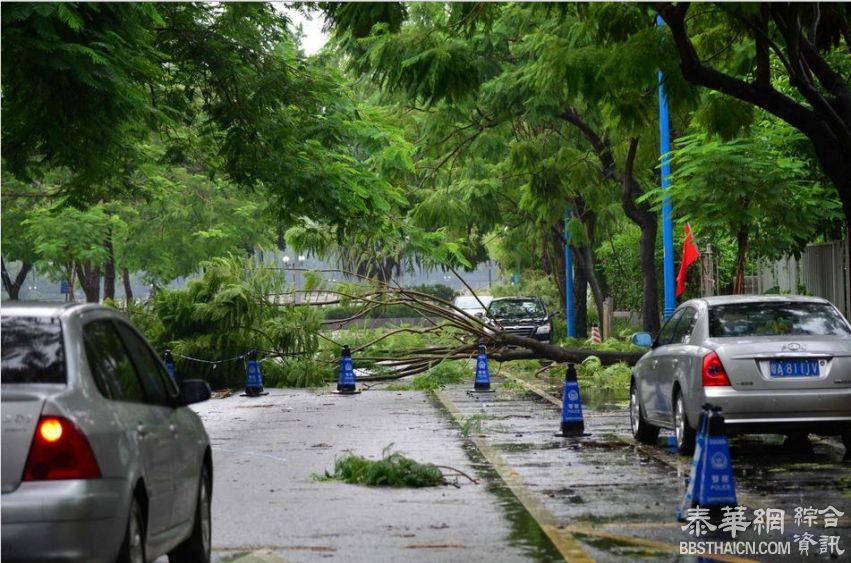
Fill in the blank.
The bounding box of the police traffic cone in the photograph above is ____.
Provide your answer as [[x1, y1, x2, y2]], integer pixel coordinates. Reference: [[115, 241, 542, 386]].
[[677, 405, 736, 522], [677, 404, 711, 521], [335, 345, 360, 395], [554, 363, 586, 437], [591, 323, 601, 344], [163, 349, 177, 381], [473, 344, 495, 392], [243, 349, 265, 397]]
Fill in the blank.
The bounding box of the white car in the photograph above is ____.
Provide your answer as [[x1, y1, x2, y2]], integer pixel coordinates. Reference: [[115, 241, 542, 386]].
[[452, 295, 493, 319]]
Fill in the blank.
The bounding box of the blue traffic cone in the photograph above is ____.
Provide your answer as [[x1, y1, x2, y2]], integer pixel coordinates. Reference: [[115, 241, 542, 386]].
[[677, 405, 736, 521], [163, 349, 176, 381], [677, 404, 711, 521], [473, 344, 494, 392], [244, 349, 264, 397], [335, 345, 360, 395], [554, 363, 585, 437]]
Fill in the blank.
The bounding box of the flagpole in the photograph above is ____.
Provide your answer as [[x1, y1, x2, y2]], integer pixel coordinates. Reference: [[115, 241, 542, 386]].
[[564, 207, 575, 338], [657, 14, 676, 320]]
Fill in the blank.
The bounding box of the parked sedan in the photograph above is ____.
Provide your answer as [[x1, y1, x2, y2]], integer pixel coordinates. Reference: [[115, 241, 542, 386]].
[[1, 303, 213, 563], [629, 295, 851, 454]]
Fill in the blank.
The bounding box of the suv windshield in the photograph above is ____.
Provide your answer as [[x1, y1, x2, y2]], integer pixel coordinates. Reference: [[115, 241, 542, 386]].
[[1, 316, 66, 384], [489, 299, 546, 318], [708, 302, 851, 337]]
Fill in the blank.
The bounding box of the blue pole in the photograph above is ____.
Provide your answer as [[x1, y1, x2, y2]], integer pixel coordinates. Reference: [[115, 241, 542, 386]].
[[657, 15, 676, 320], [564, 207, 575, 337]]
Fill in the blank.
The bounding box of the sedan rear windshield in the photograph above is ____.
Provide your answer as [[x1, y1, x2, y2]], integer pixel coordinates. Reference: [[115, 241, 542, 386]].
[[709, 302, 851, 338], [1, 316, 66, 384]]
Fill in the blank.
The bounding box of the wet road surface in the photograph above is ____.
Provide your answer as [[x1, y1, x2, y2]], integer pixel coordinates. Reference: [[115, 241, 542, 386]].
[[189, 388, 559, 562], [185, 378, 850, 562], [435, 377, 850, 562]]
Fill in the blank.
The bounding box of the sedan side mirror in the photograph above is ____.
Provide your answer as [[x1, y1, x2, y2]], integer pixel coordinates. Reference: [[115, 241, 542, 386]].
[[549, 311, 562, 319], [630, 332, 653, 348], [179, 379, 212, 405]]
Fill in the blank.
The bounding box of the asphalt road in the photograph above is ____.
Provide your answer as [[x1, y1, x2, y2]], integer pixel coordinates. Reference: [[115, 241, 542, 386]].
[[182, 381, 850, 563], [190, 388, 557, 563]]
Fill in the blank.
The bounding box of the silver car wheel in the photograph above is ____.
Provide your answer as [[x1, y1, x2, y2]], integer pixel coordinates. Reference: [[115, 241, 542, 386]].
[[674, 396, 685, 447], [200, 472, 211, 559], [128, 499, 145, 563], [630, 387, 641, 436]]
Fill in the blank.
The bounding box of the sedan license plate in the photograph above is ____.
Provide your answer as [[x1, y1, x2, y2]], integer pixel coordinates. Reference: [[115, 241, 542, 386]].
[[769, 359, 820, 377]]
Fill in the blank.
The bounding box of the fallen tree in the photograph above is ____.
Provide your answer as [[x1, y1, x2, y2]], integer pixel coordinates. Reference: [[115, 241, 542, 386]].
[[275, 268, 646, 380]]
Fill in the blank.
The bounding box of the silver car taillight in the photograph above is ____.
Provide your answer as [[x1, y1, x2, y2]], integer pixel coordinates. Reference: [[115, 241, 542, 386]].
[[702, 351, 731, 387], [22, 416, 101, 481]]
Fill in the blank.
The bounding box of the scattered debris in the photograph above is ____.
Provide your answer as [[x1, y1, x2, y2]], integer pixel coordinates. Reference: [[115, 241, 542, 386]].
[[313, 445, 451, 487]]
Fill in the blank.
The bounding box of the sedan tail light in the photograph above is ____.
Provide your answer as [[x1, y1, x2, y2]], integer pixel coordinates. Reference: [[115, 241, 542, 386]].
[[702, 351, 731, 387], [22, 416, 101, 481]]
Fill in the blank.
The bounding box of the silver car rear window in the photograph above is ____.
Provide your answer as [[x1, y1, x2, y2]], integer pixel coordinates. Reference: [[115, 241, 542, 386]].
[[709, 302, 851, 337], [1, 316, 66, 384]]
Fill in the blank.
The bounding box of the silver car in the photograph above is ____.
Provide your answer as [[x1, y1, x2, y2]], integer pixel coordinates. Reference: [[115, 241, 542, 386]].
[[629, 295, 851, 454], [1, 303, 213, 563]]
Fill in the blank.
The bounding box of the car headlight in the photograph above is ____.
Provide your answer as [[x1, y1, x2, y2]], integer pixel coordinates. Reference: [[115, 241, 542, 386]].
[[535, 324, 551, 335]]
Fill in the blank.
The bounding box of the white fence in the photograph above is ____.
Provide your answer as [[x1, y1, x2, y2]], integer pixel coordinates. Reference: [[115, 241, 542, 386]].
[[754, 240, 849, 318]]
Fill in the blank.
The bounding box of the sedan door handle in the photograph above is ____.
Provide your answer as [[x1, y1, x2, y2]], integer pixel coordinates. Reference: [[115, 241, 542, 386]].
[[169, 424, 177, 434], [672, 359, 679, 366], [136, 424, 148, 438]]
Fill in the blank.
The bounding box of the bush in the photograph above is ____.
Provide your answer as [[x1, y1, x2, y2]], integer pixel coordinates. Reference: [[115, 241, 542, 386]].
[[576, 356, 632, 391]]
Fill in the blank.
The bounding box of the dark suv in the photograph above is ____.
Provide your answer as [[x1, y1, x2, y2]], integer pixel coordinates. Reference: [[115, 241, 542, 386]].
[[487, 297, 555, 344]]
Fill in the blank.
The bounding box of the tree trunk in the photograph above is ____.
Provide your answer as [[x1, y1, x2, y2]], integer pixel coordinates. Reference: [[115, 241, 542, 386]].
[[639, 222, 661, 333], [809, 135, 851, 286], [65, 261, 77, 303], [103, 230, 116, 301], [733, 228, 749, 294], [622, 138, 662, 335], [122, 268, 134, 301], [75, 261, 101, 303], [579, 244, 606, 325], [1, 259, 32, 301]]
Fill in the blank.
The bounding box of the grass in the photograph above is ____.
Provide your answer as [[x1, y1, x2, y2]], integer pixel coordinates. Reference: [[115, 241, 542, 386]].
[[314, 446, 444, 487], [385, 359, 469, 391], [461, 414, 493, 436]]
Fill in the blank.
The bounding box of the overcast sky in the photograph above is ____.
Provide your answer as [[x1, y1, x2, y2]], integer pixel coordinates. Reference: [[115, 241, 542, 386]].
[[279, 2, 328, 55]]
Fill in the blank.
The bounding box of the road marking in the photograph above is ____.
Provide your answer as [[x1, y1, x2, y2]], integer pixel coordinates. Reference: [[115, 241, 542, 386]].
[[439, 380, 724, 561], [433, 389, 594, 562], [564, 526, 758, 563]]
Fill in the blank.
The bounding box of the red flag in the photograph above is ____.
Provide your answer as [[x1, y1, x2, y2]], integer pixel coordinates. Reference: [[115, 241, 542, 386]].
[[676, 223, 700, 298]]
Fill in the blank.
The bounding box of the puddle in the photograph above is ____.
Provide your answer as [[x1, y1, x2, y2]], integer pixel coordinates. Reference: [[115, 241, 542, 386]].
[[459, 440, 567, 561], [572, 532, 675, 560]]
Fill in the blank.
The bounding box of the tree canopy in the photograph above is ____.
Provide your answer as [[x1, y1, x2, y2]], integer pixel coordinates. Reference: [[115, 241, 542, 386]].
[[2, 1, 846, 340]]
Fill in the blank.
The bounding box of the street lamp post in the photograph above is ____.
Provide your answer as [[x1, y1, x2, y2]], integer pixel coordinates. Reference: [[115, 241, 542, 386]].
[[657, 14, 676, 321]]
